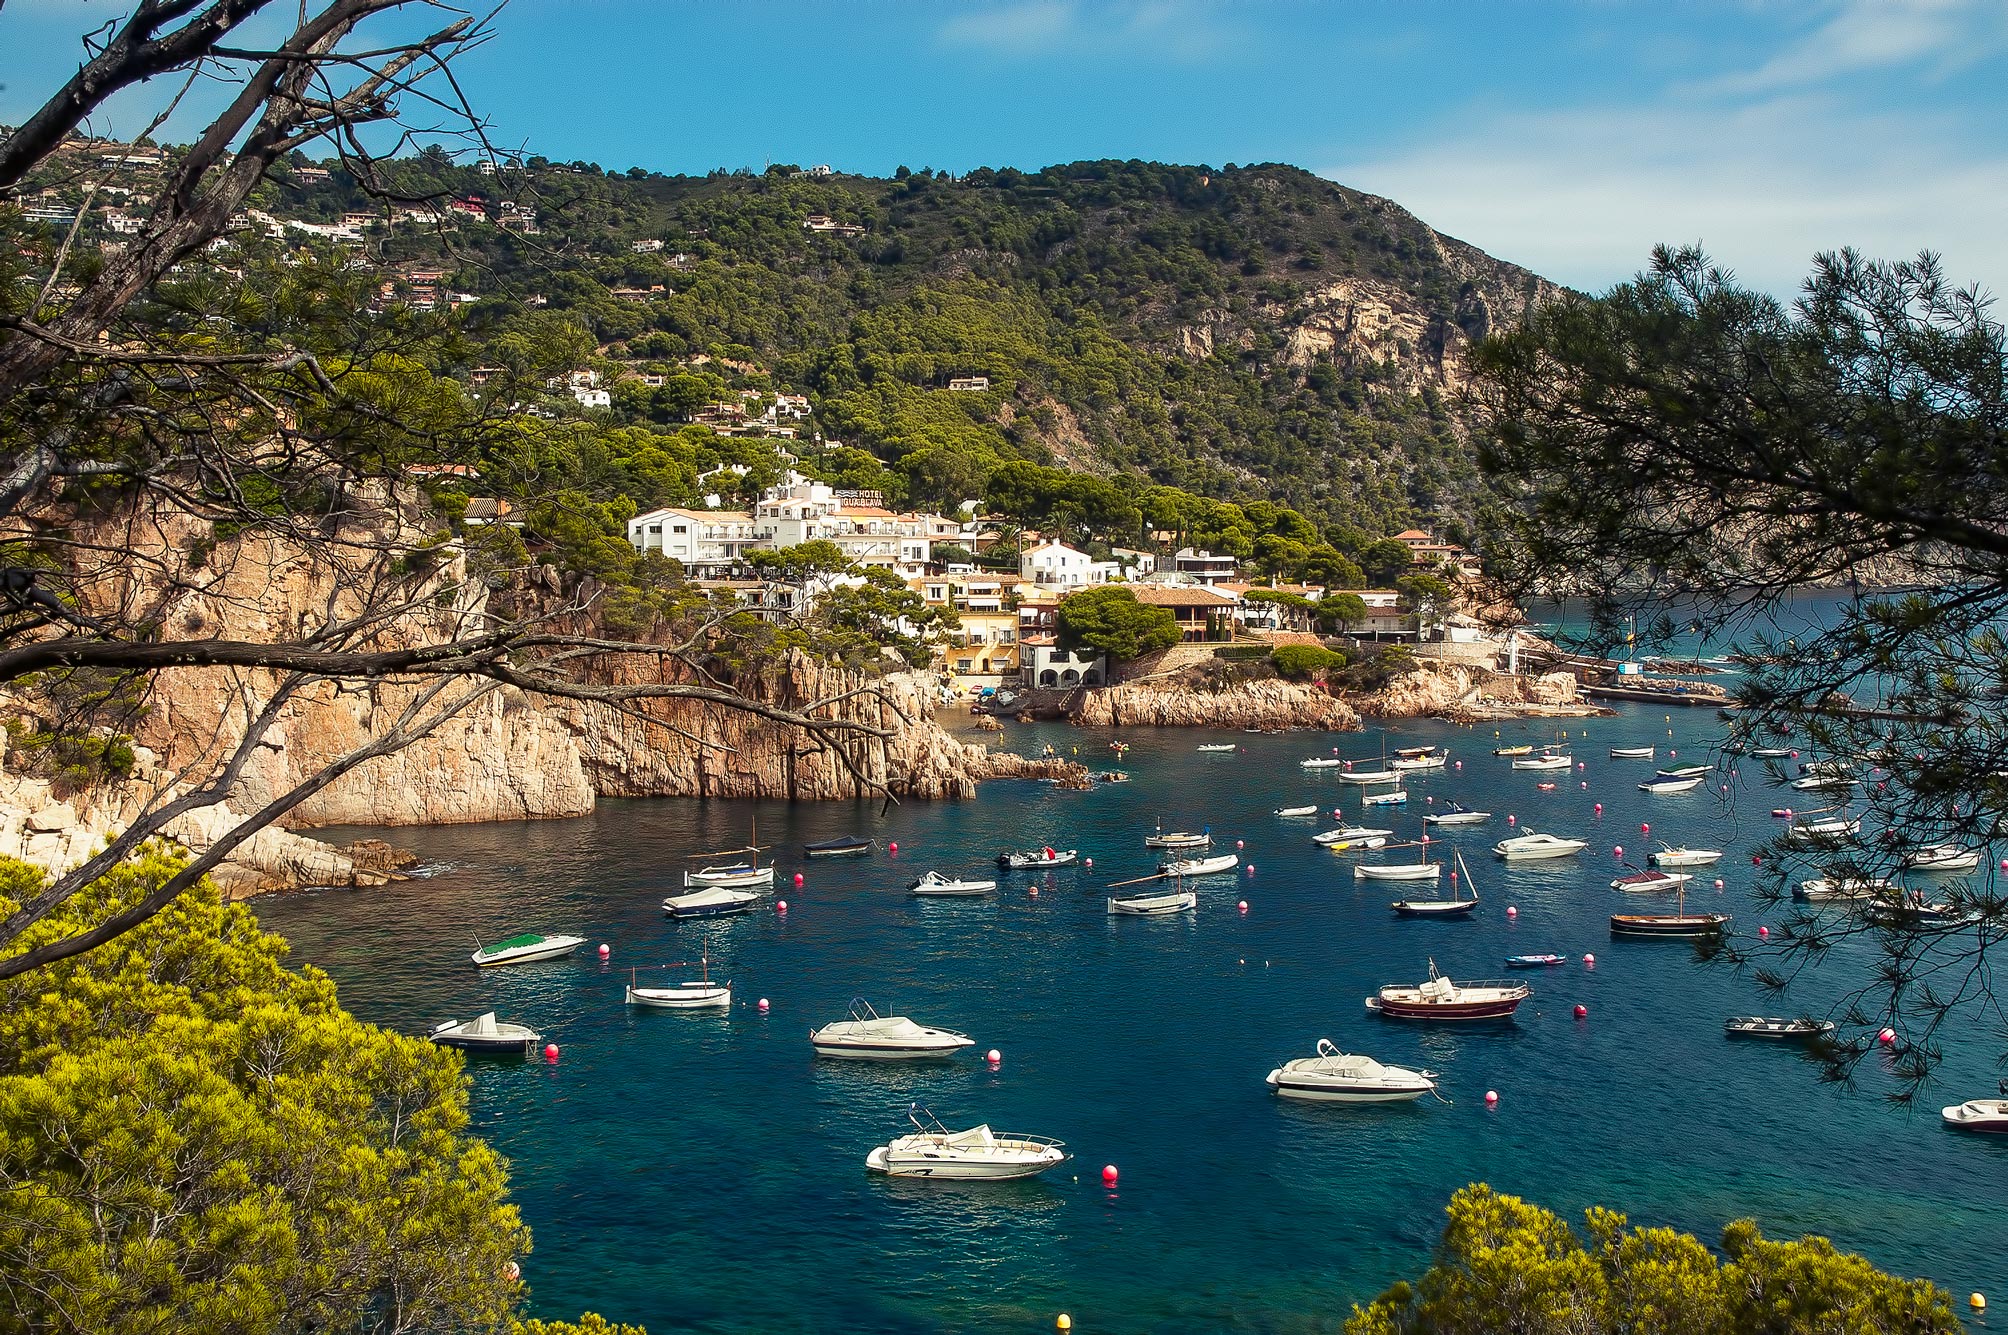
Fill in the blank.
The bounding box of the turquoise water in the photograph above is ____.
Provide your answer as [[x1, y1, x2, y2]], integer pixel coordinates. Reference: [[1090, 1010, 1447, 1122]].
[[260, 706, 2006, 1333]]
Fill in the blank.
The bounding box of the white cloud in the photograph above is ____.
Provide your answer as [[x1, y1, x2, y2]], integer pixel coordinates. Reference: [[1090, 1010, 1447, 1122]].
[[1328, 97, 2008, 300], [1697, 0, 2000, 96], [936, 0, 1239, 62], [937, 1, 1077, 53]]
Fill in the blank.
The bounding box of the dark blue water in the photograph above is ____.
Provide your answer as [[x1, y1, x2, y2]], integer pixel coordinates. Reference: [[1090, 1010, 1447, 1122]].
[[260, 706, 2006, 1333]]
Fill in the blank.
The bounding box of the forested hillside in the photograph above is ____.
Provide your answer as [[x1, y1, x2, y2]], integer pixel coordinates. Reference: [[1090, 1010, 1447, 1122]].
[[271, 152, 1554, 544]]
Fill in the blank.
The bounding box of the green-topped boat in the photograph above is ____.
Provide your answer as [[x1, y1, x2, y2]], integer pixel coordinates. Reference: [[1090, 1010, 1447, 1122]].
[[470, 932, 585, 968]]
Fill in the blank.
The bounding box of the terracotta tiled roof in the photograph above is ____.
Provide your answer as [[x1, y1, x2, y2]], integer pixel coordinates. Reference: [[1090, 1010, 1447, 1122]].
[[1125, 585, 1239, 607]]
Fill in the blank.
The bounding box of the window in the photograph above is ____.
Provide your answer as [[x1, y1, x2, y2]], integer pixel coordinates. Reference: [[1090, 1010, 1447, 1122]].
[[647, 525, 662, 534], [672, 524, 688, 534]]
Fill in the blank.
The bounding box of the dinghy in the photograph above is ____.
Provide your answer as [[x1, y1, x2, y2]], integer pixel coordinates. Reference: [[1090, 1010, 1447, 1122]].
[[1274, 804, 1320, 818], [996, 847, 1078, 870]]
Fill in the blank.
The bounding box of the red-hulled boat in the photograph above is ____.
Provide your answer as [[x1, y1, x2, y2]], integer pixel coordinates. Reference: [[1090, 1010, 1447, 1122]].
[[1366, 959, 1529, 1021]]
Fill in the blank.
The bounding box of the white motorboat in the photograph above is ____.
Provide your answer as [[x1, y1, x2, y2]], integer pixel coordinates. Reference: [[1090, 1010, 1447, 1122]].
[[1511, 751, 1571, 771], [1902, 844, 1982, 873], [908, 871, 997, 897], [1792, 876, 1892, 902], [865, 1106, 1070, 1179], [1790, 773, 1858, 792], [1301, 757, 1348, 769], [1863, 894, 1973, 926], [662, 883, 763, 919], [470, 933, 584, 968], [1196, 743, 1238, 753], [1144, 823, 1213, 850], [1750, 746, 1792, 758], [625, 953, 731, 1009], [1390, 746, 1448, 772], [1361, 788, 1409, 806], [1799, 759, 1854, 778], [1609, 746, 1656, 759], [810, 999, 974, 1059], [1159, 852, 1239, 877], [1724, 1016, 1836, 1040], [1265, 1038, 1439, 1102], [1274, 804, 1320, 817], [1367, 960, 1530, 1020], [1493, 831, 1588, 861], [1338, 769, 1401, 785], [1611, 867, 1692, 893], [1786, 815, 1860, 845], [1650, 844, 1722, 869], [428, 1012, 541, 1053], [1655, 764, 1711, 780], [1314, 825, 1392, 849], [1423, 802, 1490, 826], [996, 847, 1078, 869], [1941, 1098, 2008, 1133], [1639, 775, 1705, 794]]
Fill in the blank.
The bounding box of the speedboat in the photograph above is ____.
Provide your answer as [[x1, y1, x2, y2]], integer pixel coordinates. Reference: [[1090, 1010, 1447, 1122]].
[[1609, 746, 1656, 759], [1159, 852, 1239, 877], [810, 999, 974, 1059], [1314, 825, 1391, 849], [1367, 961, 1529, 1021], [469, 933, 584, 968], [1265, 1039, 1439, 1102], [908, 871, 997, 897], [1941, 1099, 2008, 1133], [1390, 746, 1449, 772], [1361, 788, 1409, 806], [1724, 1016, 1835, 1041], [1650, 844, 1722, 869], [1655, 764, 1711, 780], [625, 954, 731, 1009], [1107, 886, 1198, 915], [428, 1012, 541, 1053], [1792, 876, 1891, 902], [1790, 774, 1858, 792], [805, 835, 874, 858], [1638, 775, 1705, 794], [1493, 744, 1533, 756], [1301, 756, 1348, 769], [1511, 751, 1571, 771], [1144, 828, 1212, 850], [1424, 802, 1491, 826], [662, 883, 763, 918], [1611, 868, 1692, 893], [1903, 844, 1982, 873], [1493, 831, 1587, 861], [996, 847, 1078, 870], [1505, 953, 1567, 969], [1274, 804, 1320, 817], [865, 1106, 1069, 1179], [1196, 743, 1238, 753]]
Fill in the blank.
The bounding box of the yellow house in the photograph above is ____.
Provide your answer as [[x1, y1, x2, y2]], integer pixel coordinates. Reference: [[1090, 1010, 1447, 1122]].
[[912, 573, 1023, 679]]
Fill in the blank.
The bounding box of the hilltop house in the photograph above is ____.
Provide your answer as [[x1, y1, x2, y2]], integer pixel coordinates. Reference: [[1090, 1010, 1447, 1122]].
[[1020, 541, 1118, 591], [915, 572, 1023, 681], [625, 508, 768, 574], [1172, 548, 1240, 585]]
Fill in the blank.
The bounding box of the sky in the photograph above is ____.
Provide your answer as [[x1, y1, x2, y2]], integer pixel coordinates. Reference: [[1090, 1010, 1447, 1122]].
[[5, 0, 2006, 298]]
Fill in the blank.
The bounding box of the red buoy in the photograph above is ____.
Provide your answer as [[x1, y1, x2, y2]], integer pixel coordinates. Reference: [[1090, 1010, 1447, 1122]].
[[1573, 1004, 1587, 1019], [544, 1044, 559, 1062]]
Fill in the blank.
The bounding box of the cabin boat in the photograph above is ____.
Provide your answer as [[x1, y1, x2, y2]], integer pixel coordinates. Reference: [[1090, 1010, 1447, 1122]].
[[428, 1012, 540, 1053], [1390, 746, 1448, 772], [1144, 823, 1212, 850], [908, 871, 997, 897], [662, 884, 763, 918], [810, 999, 974, 1059], [996, 847, 1078, 870], [1314, 825, 1391, 849], [1423, 802, 1491, 826], [625, 953, 731, 1009], [1786, 814, 1861, 846], [1723, 1016, 1835, 1041], [1159, 852, 1239, 877], [1265, 1038, 1439, 1102], [469, 933, 584, 968], [1863, 894, 1973, 926], [1790, 774, 1858, 792], [1367, 960, 1529, 1021], [1493, 831, 1588, 861], [804, 835, 874, 858], [1902, 844, 1982, 873], [1610, 867, 1692, 893], [1609, 746, 1656, 759], [1639, 775, 1705, 794], [1650, 844, 1722, 869], [865, 1106, 1069, 1179], [1941, 1098, 2008, 1133]]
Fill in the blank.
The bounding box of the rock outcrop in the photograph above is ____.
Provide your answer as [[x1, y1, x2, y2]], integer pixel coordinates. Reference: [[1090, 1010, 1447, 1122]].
[[1072, 678, 1361, 731], [1353, 663, 1605, 722]]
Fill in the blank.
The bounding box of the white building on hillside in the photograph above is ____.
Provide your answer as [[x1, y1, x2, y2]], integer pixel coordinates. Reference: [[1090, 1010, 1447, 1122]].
[[626, 508, 767, 573], [1173, 548, 1240, 585], [1020, 540, 1118, 591]]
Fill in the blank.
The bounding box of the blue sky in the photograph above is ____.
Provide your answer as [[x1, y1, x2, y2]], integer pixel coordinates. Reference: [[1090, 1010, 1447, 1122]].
[[6, 1, 2005, 296]]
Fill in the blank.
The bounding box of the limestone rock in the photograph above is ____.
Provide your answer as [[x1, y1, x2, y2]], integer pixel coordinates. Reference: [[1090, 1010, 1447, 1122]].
[[1073, 679, 1360, 731]]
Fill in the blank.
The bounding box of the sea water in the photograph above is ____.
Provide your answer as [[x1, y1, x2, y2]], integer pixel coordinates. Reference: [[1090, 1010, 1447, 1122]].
[[260, 704, 2006, 1333]]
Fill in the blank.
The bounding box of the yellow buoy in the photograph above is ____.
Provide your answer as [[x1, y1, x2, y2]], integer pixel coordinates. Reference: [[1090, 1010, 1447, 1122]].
[[1972, 1292, 1987, 1311], [1057, 1316, 1073, 1331]]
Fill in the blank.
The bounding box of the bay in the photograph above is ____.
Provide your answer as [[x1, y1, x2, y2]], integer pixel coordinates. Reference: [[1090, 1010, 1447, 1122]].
[[260, 702, 2006, 1333]]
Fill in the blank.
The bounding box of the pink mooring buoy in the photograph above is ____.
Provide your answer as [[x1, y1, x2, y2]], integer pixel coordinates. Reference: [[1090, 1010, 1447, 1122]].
[[1245, 864, 1255, 877], [986, 1048, 1002, 1064], [889, 841, 899, 854], [1759, 925, 1770, 938], [1640, 822, 1650, 834], [1879, 1028, 1897, 1046], [1237, 900, 1249, 913], [1614, 845, 1624, 857], [1574, 1005, 1587, 1019], [1507, 815, 1517, 826], [1595, 803, 1603, 814], [757, 997, 770, 1012], [1484, 1089, 1499, 1105], [1714, 879, 1725, 890], [544, 1044, 560, 1062], [1029, 887, 1039, 897], [1102, 1164, 1119, 1186], [1085, 857, 1094, 869], [1583, 952, 1596, 965], [793, 872, 805, 887], [1236, 839, 1244, 850], [777, 900, 788, 912], [598, 943, 610, 959], [1506, 905, 1518, 919]]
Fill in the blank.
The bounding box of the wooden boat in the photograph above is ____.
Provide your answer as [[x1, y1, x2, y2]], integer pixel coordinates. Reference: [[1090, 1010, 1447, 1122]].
[[1356, 835, 1440, 882], [1301, 756, 1349, 769], [685, 818, 775, 888], [804, 835, 873, 858], [1610, 881, 1730, 937], [1265, 1038, 1439, 1102], [1863, 894, 1973, 926], [625, 953, 731, 1009], [428, 1011, 540, 1053], [1724, 1016, 1835, 1041], [1655, 764, 1710, 780], [1511, 750, 1571, 771], [1609, 746, 1656, 759], [1793, 876, 1891, 902], [1367, 959, 1529, 1021], [996, 846, 1078, 870], [1144, 820, 1212, 850], [1392, 847, 1480, 917], [1750, 747, 1792, 758], [1338, 768, 1401, 785], [1390, 746, 1448, 772], [1785, 813, 1860, 845], [1105, 867, 1199, 915], [907, 871, 997, 897], [470, 933, 584, 968], [1505, 953, 1567, 969], [662, 884, 763, 918]]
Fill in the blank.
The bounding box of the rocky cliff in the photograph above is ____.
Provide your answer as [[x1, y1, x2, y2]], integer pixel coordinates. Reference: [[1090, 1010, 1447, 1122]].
[[1073, 678, 1361, 731], [1353, 662, 1603, 722]]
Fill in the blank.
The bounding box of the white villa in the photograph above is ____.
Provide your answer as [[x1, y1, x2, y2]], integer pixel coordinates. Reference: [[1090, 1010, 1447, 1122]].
[[1019, 540, 1119, 591]]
